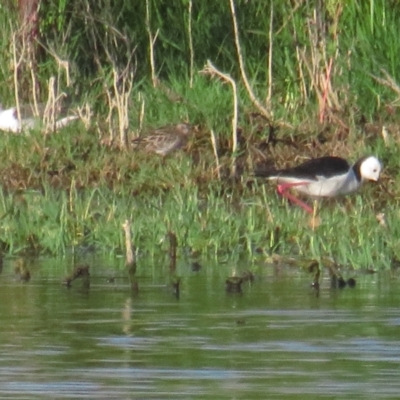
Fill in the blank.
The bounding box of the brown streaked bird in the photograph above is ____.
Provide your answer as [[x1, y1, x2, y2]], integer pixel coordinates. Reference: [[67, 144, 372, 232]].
[[132, 123, 192, 156]]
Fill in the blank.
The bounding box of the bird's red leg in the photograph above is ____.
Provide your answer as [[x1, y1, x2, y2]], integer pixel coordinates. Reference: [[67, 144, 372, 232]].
[[277, 182, 313, 214]]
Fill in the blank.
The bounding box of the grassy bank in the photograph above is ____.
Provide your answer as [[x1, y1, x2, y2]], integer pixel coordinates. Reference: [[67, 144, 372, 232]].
[[0, 1, 398, 270], [0, 116, 395, 270]]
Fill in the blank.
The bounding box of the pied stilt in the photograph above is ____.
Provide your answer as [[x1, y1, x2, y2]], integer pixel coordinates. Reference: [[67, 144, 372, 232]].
[[255, 156, 382, 213]]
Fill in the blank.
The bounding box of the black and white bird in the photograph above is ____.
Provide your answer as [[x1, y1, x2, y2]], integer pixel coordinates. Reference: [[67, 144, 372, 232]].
[[254, 156, 382, 213]]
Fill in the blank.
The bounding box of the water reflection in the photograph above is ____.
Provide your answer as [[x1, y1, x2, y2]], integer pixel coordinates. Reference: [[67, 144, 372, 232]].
[[0, 257, 399, 399]]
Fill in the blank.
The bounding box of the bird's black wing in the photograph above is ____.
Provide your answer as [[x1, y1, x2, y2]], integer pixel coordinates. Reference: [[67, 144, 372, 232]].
[[253, 165, 279, 178], [255, 156, 350, 180], [281, 156, 350, 180]]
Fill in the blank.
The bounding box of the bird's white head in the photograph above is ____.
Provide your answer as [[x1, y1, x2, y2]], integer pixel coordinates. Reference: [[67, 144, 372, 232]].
[[360, 156, 382, 182]]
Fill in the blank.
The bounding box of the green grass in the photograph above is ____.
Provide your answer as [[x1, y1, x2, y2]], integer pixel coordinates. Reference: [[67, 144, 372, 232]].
[[0, 142, 394, 271], [0, 1, 399, 271], [0, 77, 396, 269]]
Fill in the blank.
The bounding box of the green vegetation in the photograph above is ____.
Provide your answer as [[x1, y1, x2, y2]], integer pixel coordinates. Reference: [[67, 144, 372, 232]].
[[0, 1, 398, 270]]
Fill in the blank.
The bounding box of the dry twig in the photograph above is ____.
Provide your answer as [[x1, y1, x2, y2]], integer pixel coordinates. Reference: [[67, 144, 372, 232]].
[[229, 0, 271, 120], [200, 60, 238, 176], [370, 69, 400, 98], [146, 0, 159, 88], [188, 0, 194, 88]]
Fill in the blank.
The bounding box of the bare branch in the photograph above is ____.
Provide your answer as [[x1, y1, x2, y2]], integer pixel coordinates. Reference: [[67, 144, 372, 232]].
[[229, 0, 271, 120], [146, 0, 158, 87], [188, 0, 194, 88], [200, 60, 238, 176]]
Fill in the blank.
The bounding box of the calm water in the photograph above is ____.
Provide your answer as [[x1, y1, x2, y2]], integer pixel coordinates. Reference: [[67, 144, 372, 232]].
[[0, 256, 399, 399]]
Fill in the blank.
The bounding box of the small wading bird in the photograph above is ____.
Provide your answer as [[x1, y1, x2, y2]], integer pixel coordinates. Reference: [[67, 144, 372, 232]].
[[0, 106, 20, 132], [132, 123, 192, 156], [254, 155, 382, 213], [0, 104, 78, 133]]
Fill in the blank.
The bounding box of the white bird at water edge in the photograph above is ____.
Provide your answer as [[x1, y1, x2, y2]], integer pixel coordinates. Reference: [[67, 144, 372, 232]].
[[0, 104, 78, 133]]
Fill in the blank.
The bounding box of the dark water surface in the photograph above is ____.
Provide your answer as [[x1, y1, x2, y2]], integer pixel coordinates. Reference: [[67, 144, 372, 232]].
[[0, 257, 399, 399]]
